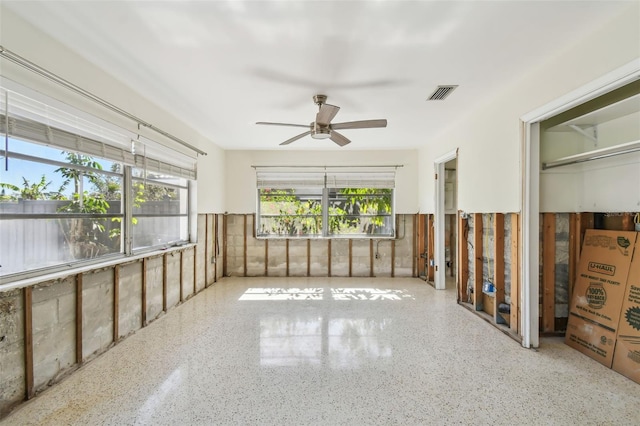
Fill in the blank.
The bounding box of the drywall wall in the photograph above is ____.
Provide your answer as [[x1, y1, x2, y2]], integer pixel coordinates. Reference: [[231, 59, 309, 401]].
[[224, 149, 419, 214], [417, 4, 640, 213], [0, 6, 225, 213]]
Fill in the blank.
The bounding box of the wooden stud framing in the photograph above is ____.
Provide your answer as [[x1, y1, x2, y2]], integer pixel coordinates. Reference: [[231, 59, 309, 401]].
[[214, 214, 218, 282], [243, 215, 248, 277], [162, 253, 168, 312], [427, 215, 435, 281], [76, 274, 83, 364], [391, 240, 396, 278], [113, 265, 120, 342], [204, 214, 209, 286], [458, 213, 469, 304], [193, 246, 197, 295], [493, 214, 505, 324], [328, 239, 332, 277], [264, 239, 269, 277], [411, 214, 420, 277], [222, 214, 228, 277], [179, 251, 184, 303], [510, 213, 520, 332], [307, 239, 311, 277], [621, 213, 634, 231], [370, 239, 374, 277], [450, 214, 456, 277], [141, 258, 147, 327], [473, 213, 483, 310], [349, 239, 353, 277], [568, 214, 577, 308], [542, 213, 556, 333], [286, 239, 290, 277], [416, 214, 425, 277], [24, 286, 34, 399]]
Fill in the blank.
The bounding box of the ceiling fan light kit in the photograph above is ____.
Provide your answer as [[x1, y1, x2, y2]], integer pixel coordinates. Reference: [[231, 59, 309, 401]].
[[257, 94, 387, 147]]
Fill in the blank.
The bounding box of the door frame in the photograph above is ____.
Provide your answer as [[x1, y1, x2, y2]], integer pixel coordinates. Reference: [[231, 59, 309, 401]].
[[434, 149, 458, 290], [520, 59, 640, 348]]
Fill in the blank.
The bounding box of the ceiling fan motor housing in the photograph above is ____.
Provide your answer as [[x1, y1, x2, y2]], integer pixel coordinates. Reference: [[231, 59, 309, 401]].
[[311, 121, 331, 139]]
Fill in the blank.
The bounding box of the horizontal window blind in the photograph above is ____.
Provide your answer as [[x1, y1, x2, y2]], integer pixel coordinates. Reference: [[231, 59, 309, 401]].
[[256, 172, 325, 189], [326, 171, 395, 189], [256, 170, 395, 189], [1, 87, 196, 180]]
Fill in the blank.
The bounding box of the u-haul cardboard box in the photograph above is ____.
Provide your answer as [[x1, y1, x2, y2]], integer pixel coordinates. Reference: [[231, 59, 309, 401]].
[[613, 243, 640, 384], [565, 230, 638, 367]]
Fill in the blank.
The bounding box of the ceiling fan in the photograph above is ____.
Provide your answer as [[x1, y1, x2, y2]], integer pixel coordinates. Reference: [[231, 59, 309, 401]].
[[256, 94, 387, 146]]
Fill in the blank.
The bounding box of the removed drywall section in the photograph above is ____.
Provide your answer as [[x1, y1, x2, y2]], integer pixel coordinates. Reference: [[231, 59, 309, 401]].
[[82, 268, 114, 361], [331, 240, 350, 277], [32, 277, 75, 391], [146, 256, 164, 323], [118, 262, 143, 339], [310, 240, 328, 276], [0, 289, 25, 416], [165, 253, 181, 309]]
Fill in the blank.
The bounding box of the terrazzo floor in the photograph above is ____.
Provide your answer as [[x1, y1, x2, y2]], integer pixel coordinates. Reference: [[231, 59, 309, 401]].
[[3, 277, 639, 425]]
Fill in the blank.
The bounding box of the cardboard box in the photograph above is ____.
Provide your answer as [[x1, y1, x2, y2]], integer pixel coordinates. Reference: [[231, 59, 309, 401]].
[[612, 243, 640, 383], [568, 230, 637, 329], [565, 230, 637, 367], [565, 315, 617, 367]]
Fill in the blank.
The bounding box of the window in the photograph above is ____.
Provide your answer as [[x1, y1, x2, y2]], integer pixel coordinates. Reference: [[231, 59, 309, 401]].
[[256, 169, 395, 238], [0, 86, 197, 279]]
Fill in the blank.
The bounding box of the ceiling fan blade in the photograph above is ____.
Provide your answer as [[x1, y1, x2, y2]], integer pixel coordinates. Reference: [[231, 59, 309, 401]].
[[316, 104, 340, 126], [330, 131, 351, 147], [280, 130, 312, 145], [256, 121, 310, 129], [331, 119, 387, 130]]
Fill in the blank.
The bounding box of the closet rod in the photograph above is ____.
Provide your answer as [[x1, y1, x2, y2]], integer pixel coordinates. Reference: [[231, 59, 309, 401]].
[[0, 45, 207, 156]]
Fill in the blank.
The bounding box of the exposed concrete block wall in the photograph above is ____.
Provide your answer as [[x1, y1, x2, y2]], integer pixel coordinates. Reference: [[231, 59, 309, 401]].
[[83, 268, 115, 361], [146, 255, 164, 322], [32, 277, 75, 391], [119, 262, 143, 339], [0, 289, 25, 417], [224, 214, 416, 278], [0, 213, 224, 418]]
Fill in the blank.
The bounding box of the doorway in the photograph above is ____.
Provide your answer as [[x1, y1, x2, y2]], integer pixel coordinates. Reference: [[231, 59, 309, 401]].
[[434, 149, 458, 290]]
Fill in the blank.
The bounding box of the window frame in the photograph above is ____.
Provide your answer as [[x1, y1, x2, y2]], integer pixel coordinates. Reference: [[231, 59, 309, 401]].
[[0, 87, 197, 282], [256, 170, 396, 239]]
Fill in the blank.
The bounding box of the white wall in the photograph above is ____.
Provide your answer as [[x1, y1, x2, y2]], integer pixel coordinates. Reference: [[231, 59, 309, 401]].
[[0, 6, 225, 213], [225, 149, 419, 214], [417, 4, 640, 214]]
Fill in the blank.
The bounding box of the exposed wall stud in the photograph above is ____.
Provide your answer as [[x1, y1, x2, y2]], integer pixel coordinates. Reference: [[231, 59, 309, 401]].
[[76, 274, 83, 364], [179, 251, 184, 303], [391, 240, 396, 278], [510, 213, 520, 332], [542, 213, 556, 333], [370, 239, 374, 277], [428, 215, 435, 281], [473, 213, 483, 310], [162, 253, 168, 312], [568, 214, 577, 308], [349, 239, 353, 277], [412, 215, 417, 277], [458, 212, 469, 303], [24, 286, 34, 399], [113, 265, 120, 342], [286, 239, 290, 277], [222, 214, 228, 277], [243, 215, 248, 276], [493, 213, 505, 324], [265, 239, 269, 277], [328, 239, 332, 277], [214, 214, 219, 282], [142, 258, 147, 327], [204, 214, 209, 286], [193, 246, 197, 295], [307, 239, 311, 277]]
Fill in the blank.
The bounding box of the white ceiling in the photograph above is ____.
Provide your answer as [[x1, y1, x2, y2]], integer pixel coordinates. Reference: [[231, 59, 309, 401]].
[[3, 1, 633, 151]]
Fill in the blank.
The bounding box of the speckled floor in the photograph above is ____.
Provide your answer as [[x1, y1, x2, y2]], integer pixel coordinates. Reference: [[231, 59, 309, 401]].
[[2, 277, 639, 425]]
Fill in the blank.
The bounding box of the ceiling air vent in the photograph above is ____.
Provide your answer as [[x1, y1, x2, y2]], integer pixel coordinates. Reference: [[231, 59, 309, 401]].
[[427, 85, 458, 101]]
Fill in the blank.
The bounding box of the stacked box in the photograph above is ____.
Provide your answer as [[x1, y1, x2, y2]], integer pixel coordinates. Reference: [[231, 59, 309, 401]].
[[565, 230, 637, 367], [612, 248, 640, 384]]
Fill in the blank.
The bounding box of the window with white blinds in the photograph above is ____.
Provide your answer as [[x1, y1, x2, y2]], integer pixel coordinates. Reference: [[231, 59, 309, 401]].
[[256, 168, 396, 238], [0, 85, 196, 280]]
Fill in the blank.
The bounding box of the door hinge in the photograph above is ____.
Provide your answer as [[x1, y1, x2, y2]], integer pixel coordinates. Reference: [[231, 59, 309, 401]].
[[435, 173, 438, 180], [435, 265, 438, 271]]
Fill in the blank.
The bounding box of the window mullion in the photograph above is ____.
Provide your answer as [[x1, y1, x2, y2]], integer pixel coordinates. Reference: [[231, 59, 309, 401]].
[[322, 187, 329, 237], [124, 165, 133, 255]]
